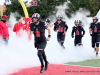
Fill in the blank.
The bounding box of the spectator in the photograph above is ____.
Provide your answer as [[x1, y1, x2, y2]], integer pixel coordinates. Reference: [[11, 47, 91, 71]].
[[13, 17, 25, 37], [0, 15, 9, 44]]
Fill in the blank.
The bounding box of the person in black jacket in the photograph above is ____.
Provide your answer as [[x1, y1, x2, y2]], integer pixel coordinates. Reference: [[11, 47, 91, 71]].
[[71, 20, 85, 46], [53, 15, 68, 48], [30, 13, 51, 73], [89, 16, 100, 56]]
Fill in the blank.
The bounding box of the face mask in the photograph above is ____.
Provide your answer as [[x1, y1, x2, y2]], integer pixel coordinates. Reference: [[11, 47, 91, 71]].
[[57, 19, 61, 21], [75, 24, 79, 26], [32, 18, 39, 24], [33, 21, 38, 24], [93, 19, 97, 23]]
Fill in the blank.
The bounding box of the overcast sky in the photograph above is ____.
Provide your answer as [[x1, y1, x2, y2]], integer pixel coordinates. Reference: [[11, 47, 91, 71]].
[[0, 0, 32, 5]]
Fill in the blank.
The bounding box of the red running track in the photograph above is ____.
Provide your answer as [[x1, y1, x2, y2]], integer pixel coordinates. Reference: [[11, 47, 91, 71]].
[[9, 64, 100, 75]]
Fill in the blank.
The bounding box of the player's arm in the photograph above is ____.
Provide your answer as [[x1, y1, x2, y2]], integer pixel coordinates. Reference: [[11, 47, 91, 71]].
[[46, 25, 51, 41], [89, 28, 92, 34], [71, 27, 74, 38], [62, 24, 68, 35], [29, 23, 34, 35], [89, 23, 92, 35], [54, 26, 57, 31], [45, 23, 51, 41], [65, 24, 68, 32], [81, 27, 85, 36], [53, 23, 57, 32], [47, 26, 51, 35]]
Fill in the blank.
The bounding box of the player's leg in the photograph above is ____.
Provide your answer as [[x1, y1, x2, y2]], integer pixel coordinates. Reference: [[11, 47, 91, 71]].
[[78, 37, 82, 46], [92, 36, 96, 51], [57, 34, 60, 43], [74, 37, 78, 46], [60, 35, 65, 48], [41, 41, 49, 70], [37, 50, 44, 73], [37, 42, 45, 73], [40, 41, 47, 61], [42, 51, 49, 70], [96, 35, 99, 56], [39, 41, 49, 71]]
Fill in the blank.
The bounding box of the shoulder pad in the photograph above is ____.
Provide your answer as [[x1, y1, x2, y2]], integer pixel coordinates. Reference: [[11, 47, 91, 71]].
[[30, 23, 34, 26], [98, 22, 100, 24], [90, 22, 94, 25]]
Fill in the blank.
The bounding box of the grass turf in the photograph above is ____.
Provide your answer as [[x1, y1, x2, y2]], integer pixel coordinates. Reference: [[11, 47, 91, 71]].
[[66, 59, 100, 67]]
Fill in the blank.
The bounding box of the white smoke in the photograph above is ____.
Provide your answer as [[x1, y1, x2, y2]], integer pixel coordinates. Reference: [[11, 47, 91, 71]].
[[96, 9, 100, 22], [0, 2, 99, 75], [8, 12, 21, 28]]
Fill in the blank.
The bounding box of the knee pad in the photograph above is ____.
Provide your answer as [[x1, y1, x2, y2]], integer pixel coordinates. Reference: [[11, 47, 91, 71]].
[[96, 42, 99, 47]]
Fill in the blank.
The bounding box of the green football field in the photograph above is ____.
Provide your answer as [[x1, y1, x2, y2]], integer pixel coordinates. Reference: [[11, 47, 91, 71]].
[[66, 59, 100, 67]]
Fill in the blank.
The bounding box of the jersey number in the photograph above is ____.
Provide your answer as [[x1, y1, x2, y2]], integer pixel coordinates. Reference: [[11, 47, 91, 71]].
[[36, 31, 40, 37], [76, 31, 79, 35], [58, 27, 63, 32], [94, 28, 97, 32]]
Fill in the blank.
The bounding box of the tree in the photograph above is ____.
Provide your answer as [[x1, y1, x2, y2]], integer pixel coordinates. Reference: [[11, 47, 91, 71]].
[[66, 0, 100, 18], [3, 5, 7, 14], [4, 0, 66, 19], [4, 0, 28, 17], [27, 0, 66, 19]]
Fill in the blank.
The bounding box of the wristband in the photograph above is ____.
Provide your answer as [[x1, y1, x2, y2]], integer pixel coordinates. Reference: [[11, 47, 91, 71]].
[[48, 35, 51, 38]]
